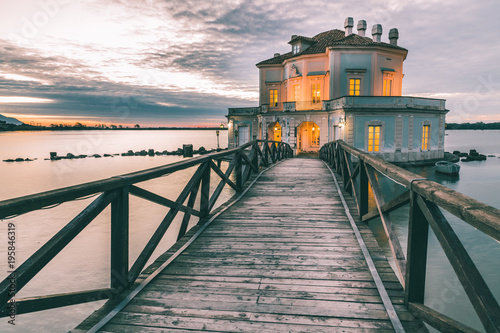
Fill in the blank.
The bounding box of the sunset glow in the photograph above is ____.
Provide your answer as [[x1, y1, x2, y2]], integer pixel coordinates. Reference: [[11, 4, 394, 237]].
[[0, 97, 54, 103], [0, 0, 499, 125]]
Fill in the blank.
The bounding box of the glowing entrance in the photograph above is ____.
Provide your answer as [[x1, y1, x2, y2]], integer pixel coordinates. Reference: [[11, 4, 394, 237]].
[[297, 122, 320, 152], [267, 122, 282, 142]]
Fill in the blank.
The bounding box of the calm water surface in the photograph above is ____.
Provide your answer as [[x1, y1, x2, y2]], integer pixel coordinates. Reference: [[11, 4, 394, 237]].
[[368, 130, 500, 332], [0, 130, 231, 332], [0, 129, 499, 332]]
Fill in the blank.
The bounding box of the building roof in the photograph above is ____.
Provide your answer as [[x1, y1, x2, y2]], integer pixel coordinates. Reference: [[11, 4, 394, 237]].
[[256, 29, 407, 66]]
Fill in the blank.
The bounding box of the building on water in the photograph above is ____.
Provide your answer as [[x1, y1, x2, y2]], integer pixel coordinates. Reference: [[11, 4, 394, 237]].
[[227, 17, 448, 162]]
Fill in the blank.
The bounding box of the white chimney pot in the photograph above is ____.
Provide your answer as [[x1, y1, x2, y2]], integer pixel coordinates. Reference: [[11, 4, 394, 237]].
[[371, 24, 382, 42], [344, 17, 354, 36], [389, 28, 399, 46], [357, 20, 367, 37]]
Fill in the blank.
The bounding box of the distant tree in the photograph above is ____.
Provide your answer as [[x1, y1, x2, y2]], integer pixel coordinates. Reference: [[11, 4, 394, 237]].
[[134, 124, 140, 128], [110, 124, 117, 129], [118, 125, 123, 128], [75, 122, 85, 128]]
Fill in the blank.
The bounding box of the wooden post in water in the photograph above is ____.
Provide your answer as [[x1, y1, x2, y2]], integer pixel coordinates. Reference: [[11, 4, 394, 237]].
[[183, 144, 193, 157]]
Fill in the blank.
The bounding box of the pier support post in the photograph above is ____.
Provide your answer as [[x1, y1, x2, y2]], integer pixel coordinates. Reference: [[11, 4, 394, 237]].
[[404, 191, 429, 305], [111, 186, 129, 289]]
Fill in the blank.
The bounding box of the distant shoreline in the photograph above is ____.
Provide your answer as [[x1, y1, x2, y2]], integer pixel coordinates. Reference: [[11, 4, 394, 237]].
[[446, 122, 500, 130], [0, 127, 228, 132]]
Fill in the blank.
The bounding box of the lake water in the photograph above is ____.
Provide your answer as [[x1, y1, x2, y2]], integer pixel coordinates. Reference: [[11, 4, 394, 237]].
[[368, 130, 500, 332], [0, 130, 231, 332], [0, 129, 499, 332]]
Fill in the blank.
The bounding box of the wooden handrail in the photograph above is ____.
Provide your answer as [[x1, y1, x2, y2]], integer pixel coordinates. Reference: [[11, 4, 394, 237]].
[[0, 140, 284, 219], [330, 140, 500, 242], [0, 140, 294, 317], [320, 140, 500, 333]]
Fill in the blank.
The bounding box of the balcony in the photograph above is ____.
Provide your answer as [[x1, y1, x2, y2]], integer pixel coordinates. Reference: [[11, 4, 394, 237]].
[[255, 96, 447, 115], [228, 107, 260, 116], [323, 96, 446, 111], [282, 101, 322, 112]]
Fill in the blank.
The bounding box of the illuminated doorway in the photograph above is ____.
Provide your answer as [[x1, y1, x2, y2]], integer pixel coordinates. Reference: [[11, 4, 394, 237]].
[[297, 122, 320, 152], [267, 122, 282, 142]]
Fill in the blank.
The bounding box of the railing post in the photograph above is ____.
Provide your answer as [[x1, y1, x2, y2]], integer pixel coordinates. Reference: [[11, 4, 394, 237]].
[[404, 191, 429, 305], [342, 149, 349, 189], [264, 142, 269, 166], [359, 161, 369, 217], [111, 187, 129, 290], [235, 150, 243, 190], [252, 143, 259, 170], [200, 161, 211, 216]]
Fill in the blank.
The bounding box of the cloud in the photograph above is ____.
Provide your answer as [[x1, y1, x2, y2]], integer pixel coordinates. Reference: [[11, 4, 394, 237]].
[[0, 0, 499, 125]]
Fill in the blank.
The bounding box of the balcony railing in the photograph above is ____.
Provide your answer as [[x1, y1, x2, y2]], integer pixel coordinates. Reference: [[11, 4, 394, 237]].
[[283, 101, 295, 112], [323, 96, 446, 111], [252, 96, 447, 115], [296, 100, 323, 111]]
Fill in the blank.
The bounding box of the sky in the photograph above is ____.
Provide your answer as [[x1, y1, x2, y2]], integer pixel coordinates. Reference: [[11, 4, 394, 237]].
[[0, 0, 499, 127]]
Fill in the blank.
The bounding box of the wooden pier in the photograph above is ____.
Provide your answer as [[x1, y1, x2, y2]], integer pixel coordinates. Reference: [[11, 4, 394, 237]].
[[1, 140, 499, 332], [77, 159, 425, 332]]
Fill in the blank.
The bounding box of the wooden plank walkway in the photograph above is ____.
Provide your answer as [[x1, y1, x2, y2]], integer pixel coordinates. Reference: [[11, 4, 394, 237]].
[[80, 158, 427, 332]]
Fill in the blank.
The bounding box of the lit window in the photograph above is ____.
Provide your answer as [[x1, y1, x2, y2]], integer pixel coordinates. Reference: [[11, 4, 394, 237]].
[[349, 78, 360, 96], [293, 84, 300, 102], [312, 84, 321, 103], [383, 78, 393, 96], [269, 89, 278, 107], [422, 125, 430, 150], [368, 125, 381, 152]]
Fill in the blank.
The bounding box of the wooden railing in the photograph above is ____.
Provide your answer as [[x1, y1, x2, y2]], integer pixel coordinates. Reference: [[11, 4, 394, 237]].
[[320, 140, 500, 333], [0, 140, 293, 317]]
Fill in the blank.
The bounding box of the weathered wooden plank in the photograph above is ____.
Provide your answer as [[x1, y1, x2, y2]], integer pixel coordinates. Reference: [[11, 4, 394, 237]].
[[156, 267, 401, 282], [77, 158, 426, 333], [117, 298, 416, 321], [105, 311, 399, 333], [110, 306, 416, 329]]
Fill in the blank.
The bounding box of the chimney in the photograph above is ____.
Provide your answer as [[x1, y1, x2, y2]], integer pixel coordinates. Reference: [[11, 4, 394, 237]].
[[344, 17, 354, 36], [389, 28, 399, 46], [274, 53, 280, 57], [371, 24, 382, 42], [357, 20, 367, 37]]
